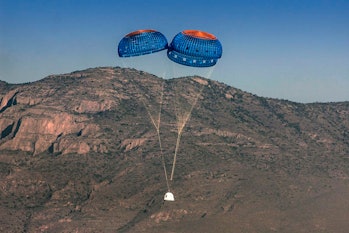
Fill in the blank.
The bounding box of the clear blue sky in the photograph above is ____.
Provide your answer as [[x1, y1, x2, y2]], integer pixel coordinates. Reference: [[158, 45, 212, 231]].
[[1, 0, 348, 103]]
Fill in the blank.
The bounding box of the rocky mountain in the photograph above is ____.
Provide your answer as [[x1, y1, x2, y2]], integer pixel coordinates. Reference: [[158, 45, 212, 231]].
[[0, 67, 348, 233]]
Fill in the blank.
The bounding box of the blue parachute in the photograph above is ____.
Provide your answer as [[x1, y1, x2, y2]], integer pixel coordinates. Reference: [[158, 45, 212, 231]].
[[118, 29, 168, 57], [167, 30, 222, 67]]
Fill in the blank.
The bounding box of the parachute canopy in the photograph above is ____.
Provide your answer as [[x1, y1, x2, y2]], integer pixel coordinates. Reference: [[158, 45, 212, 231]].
[[167, 30, 223, 67], [118, 29, 168, 57]]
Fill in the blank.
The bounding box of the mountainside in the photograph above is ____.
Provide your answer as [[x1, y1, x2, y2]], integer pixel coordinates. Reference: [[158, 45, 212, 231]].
[[0, 67, 348, 233]]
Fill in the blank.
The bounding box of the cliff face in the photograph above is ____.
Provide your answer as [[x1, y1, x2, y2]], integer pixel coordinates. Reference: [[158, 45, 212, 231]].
[[0, 67, 348, 233], [0, 68, 137, 155]]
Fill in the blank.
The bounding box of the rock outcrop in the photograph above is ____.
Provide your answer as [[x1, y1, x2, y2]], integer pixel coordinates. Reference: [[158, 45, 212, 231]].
[[0, 67, 136, 155]]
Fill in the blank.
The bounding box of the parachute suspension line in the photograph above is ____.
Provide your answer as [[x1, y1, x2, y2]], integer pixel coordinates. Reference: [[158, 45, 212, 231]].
[[140, 83, 171, 192], [170, 129, 182, 181], [205, 66, 215, 80], [170, 81, 205, 181], [157, 83, 171, 192], [157, 123, 171, 192]]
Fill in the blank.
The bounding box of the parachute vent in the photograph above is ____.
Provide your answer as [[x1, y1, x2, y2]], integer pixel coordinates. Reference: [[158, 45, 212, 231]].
[[182, 30, 217, 40]]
